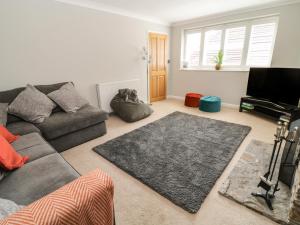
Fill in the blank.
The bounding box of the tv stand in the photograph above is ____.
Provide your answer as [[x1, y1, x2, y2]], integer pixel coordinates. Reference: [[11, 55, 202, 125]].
[[239, 97, 300, 123]]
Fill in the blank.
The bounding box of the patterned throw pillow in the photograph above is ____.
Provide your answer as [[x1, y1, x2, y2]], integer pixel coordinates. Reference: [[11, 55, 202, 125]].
[[48, 83, 89, 113], [0, 103, 8, 126], [8, 85, 56, 123]]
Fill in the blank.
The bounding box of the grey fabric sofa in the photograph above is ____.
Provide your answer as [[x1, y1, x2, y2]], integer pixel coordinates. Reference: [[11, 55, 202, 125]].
[[0, 133, 80, 205], [0, 82, 109, 211], [0, 82, 108, 152]]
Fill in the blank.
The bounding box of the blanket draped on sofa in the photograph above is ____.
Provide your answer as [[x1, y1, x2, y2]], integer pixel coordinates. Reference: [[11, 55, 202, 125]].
[[0, 169, 114, 225]]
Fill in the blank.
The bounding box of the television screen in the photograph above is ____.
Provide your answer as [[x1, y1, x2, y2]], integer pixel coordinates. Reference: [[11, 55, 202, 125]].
[[247, 68, 300, 106]]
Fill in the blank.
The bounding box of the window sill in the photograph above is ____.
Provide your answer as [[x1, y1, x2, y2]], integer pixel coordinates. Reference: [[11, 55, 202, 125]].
[[180, 67, 250, 72]]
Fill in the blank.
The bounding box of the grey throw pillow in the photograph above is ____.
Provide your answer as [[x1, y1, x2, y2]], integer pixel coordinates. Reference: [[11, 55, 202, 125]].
[[0, 198, 23, 219], [48, 83, 89, 113], [0, 103, 8, 126], [8, 85, 56, 123]]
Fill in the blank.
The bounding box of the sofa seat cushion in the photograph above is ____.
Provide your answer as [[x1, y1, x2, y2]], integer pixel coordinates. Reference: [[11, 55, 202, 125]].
[[6, 121, 41, 136], [37, 105, 108, 140], [12, 133, 56, 162], [0, 153, 79, 205]]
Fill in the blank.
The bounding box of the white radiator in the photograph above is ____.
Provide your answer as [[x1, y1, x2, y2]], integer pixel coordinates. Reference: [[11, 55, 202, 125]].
[[96, 79, 142, 113]]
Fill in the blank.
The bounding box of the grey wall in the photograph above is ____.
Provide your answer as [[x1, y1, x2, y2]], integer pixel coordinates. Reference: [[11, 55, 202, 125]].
[[0, 0, 170, 106], [170, 3, 300, 105], [1, 1, 299, 106]]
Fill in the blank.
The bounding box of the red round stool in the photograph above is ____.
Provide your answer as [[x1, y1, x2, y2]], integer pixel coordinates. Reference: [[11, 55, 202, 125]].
[[184, 93, 203, 107]]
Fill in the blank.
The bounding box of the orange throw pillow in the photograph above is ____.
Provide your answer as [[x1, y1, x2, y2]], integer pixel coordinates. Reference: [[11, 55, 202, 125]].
[[0, 135, 28, 170], [0, 125, 18, 143]]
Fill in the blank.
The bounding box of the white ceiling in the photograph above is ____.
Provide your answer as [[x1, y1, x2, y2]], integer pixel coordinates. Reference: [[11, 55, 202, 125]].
[[56, 0, 299, 25]]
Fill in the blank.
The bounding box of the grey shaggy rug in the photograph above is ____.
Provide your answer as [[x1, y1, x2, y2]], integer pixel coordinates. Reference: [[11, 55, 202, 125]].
[[93, 111, 251, 213]]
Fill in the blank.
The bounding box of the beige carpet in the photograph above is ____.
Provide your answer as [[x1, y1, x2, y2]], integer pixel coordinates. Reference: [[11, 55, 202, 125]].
[[62, 99, 279, 225]]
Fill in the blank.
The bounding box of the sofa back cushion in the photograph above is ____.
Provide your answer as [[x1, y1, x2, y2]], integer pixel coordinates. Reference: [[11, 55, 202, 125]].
[[0, 103, 8, 126], [35, 82, 71, 95], [0, 82, 69, 124]]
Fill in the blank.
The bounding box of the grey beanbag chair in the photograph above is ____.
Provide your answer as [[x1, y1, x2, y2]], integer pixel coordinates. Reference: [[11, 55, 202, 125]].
[[110, 89, 153, 122]]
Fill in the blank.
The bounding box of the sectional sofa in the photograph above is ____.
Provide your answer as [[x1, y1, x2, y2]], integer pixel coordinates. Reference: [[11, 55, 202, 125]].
[[0, 82, 109, 219], [0, 132, 80, 205], [0, 82, 108, 152]]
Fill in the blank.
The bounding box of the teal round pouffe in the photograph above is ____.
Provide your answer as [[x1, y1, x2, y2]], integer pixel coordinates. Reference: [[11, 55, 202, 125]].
[[200, 96, 221, 112]]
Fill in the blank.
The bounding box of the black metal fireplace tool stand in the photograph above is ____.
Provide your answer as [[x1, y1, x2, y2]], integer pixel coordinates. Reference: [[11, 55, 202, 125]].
[[251, 119, 298, 210]]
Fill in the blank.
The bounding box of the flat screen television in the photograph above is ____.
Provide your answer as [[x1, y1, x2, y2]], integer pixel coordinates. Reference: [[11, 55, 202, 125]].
[[247, 67, 300, 106]]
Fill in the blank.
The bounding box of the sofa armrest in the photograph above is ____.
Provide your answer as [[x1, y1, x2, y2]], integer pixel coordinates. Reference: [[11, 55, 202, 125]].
[[0, 169, 114, 225]]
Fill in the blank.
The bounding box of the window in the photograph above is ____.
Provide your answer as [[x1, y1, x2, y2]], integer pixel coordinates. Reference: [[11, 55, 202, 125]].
[[182, 16, 278, 70], [246, 23, 277, 66], [223, 26, 246, 66], [184, 32, 201, 67], [202, 30, 222, 65]]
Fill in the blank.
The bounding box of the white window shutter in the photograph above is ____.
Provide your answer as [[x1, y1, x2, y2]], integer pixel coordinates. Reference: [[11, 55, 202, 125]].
[[202, 30, 222, 65], [184, 32, 201, 67], [246, 23, 276, 67], [223, 27, 246, 66], [182, 16, 278, 69]]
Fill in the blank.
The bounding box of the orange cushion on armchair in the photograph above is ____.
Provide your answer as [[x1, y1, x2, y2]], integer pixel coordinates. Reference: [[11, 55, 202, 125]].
[[0, 135, 28, 170], [0, 125, 18, 143]]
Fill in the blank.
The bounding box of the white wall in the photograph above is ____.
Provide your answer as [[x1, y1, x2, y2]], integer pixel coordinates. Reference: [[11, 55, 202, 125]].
[[0, 0, 170, 106], [170, 3, 300, 105]]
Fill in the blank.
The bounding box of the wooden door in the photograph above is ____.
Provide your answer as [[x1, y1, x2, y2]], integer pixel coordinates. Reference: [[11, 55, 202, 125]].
[[149, 33, 167, 102]]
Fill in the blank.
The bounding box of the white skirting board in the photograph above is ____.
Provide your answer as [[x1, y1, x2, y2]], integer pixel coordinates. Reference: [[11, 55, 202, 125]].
[[96, 79, 142, 113], [167, 95, 239, 109]]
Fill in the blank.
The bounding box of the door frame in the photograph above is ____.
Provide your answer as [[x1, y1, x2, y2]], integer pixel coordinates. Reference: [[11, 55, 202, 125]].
[[147, 31, 169, 104]]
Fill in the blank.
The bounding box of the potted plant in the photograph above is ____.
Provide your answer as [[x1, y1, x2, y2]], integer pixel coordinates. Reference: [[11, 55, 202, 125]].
[[214, 50, 223, 70]]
